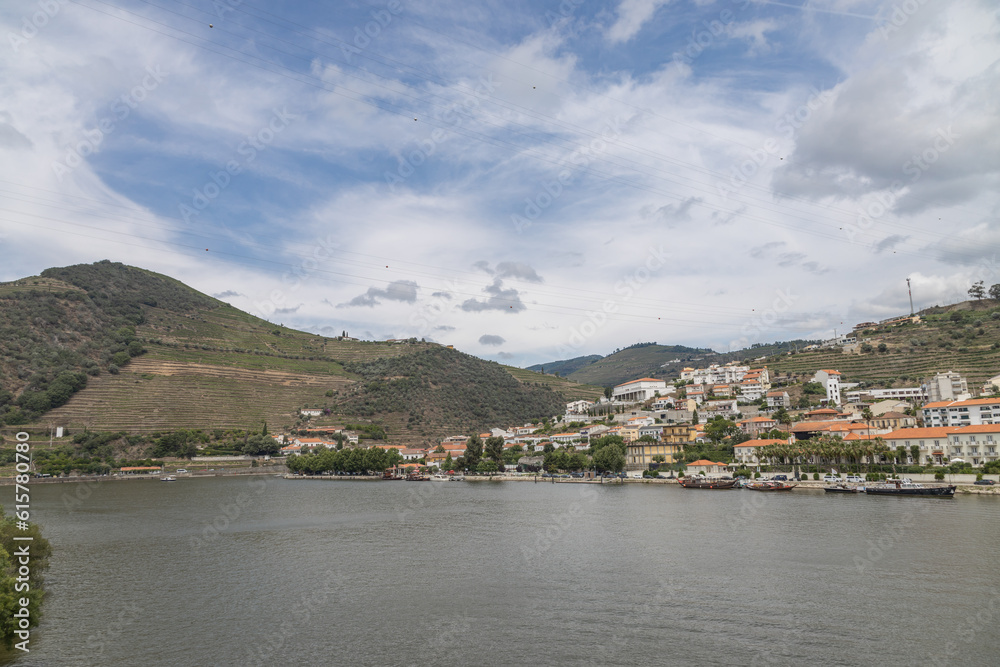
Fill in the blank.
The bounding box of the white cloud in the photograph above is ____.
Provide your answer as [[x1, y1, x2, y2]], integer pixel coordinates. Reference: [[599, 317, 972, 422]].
[[606, 0, 671, 44]]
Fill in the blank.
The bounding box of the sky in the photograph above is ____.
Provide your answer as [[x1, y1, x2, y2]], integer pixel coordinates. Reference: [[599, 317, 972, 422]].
[[1, 0, 998, 367]]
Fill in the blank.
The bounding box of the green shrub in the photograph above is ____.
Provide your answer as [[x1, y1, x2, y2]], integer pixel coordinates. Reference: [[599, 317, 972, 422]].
[[934, 471, 945, 480], [812, 472, 819, 480]]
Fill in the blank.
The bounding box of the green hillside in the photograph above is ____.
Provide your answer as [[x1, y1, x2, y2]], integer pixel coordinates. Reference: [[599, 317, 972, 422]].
[[764, 304, 1000, 388], [0, 261, 602, 444], [564, 343, 712, 387], [525, 354, 603, 377]]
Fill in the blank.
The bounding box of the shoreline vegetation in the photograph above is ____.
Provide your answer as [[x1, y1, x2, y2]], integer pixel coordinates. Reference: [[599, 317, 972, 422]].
[[0, 507, 51, 651]]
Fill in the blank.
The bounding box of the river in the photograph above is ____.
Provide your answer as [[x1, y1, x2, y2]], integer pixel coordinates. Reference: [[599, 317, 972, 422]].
[[8, 476, 999, 666]]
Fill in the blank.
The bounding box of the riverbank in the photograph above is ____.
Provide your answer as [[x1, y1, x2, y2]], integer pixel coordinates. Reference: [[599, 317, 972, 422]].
[[281, 474, 1000, 494], [0, 467, 286, 485]]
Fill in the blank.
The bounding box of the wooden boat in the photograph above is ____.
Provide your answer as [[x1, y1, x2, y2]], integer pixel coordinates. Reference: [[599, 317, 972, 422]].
[[745, 481, 797, 491], [865, 480, 956, 497], [678, 477, 737, 489]]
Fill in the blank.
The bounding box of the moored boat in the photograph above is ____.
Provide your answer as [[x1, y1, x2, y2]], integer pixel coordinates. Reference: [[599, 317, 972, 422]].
[[864, 480, 956, 497], [824, 483, 860, 494], [678, 477, 737, 489], [161, 476, 176, 482], [746, 481, 797, 491], [430, 474, 450, 482]]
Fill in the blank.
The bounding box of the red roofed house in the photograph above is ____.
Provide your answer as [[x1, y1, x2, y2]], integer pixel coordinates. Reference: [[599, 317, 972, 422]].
[[740, 416, 779, 436], [946, 424, 1000, 467], [813, 369, 842, 405], [766, 390, 790, 409], [882, 426, 962, 465], [733, 438, 787, 465], [921, 397, 1000, 427]]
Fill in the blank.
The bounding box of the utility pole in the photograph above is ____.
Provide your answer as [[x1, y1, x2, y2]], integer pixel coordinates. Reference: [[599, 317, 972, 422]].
[[907, 278, 914, 315]]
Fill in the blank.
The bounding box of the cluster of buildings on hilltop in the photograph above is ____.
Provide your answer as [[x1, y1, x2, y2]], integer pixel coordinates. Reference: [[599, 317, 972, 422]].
[[677, 364, 772, 402]]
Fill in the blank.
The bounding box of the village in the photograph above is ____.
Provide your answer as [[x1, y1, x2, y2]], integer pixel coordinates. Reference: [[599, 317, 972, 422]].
[[276, 360, 1000, 478]]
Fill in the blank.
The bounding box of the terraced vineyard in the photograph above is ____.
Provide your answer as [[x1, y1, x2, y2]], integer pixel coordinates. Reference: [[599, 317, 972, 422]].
[[42, 356, 349, 433], [766, 309, 1000, 387], [503, 367, 604, 401], [4, 261, 603, 442]]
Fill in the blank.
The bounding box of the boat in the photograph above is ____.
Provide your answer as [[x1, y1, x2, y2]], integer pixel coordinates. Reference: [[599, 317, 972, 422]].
[[406, 472, 430, 481], [824, 483, 860, 494], [864, 480, 956, 497], [448, 475, 465, 481], [430, 474, 450, 482], [161, 476, 176, 482], [678, 477, 737, 489], [745, 481, 797, 491]]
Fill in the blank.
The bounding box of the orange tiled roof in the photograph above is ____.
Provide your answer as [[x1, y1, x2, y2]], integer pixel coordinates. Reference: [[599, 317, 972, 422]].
[[882, 427, 962, 439], [953, 424, 1000, 434], [616, 377, 663, 386], [733, 439, 786, 448], [923, 398, 1000, 409]]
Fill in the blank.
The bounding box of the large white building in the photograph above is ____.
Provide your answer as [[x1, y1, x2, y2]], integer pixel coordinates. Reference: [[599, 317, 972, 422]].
[[813, 369, 842, 405], [921, 398, 1000, 427], [925, 371, 970, 403], [947, 425, 1000, 467], [613, 378, 668, 403], [680, 363, 750, 385], [844, 386, 927, 403]]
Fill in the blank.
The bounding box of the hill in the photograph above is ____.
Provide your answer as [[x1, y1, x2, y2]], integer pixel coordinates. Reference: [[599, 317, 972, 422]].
[[764, 303, 1000, 388], [562, 343, 712, 387], [525, 355, 602, 377], [0, 261, 601, 444]]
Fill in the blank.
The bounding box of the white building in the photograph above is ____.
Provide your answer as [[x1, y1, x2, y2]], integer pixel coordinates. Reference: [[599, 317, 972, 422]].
[[921, 398, 1000, 427], [881, 427, 958, 466], [683, 363, 750, 385], [947, 425, 1000, 467], [844, 386, 927, 403], [925, 371, 970, 403], [613, 378, 668, 403], [766, 391, 790, 409], [565, 400, 594, 415], [813, 369, 842, 405]]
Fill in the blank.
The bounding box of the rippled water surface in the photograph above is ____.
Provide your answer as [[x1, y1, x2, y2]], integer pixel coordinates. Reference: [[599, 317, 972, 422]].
[[11, 477, 1000, 666]]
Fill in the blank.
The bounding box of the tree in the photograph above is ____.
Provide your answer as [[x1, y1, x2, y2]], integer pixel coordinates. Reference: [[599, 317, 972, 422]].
[[691, 409, 699, 424], [384, 448, 402, 468], [969, 280, 985, 300], [704, 417, 738, 444], [593, 442, 626, 472], [476, 460, 498, 475], [910, 444, 920, 464], [604, 386, 613, 400], [464, 435, 483, 468], [0, 509, 51, 649], [484, 436, 505, 465], [243, 434, 279, 457], [443, 453, 454, 470], [990, 284, 1000, 300]]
